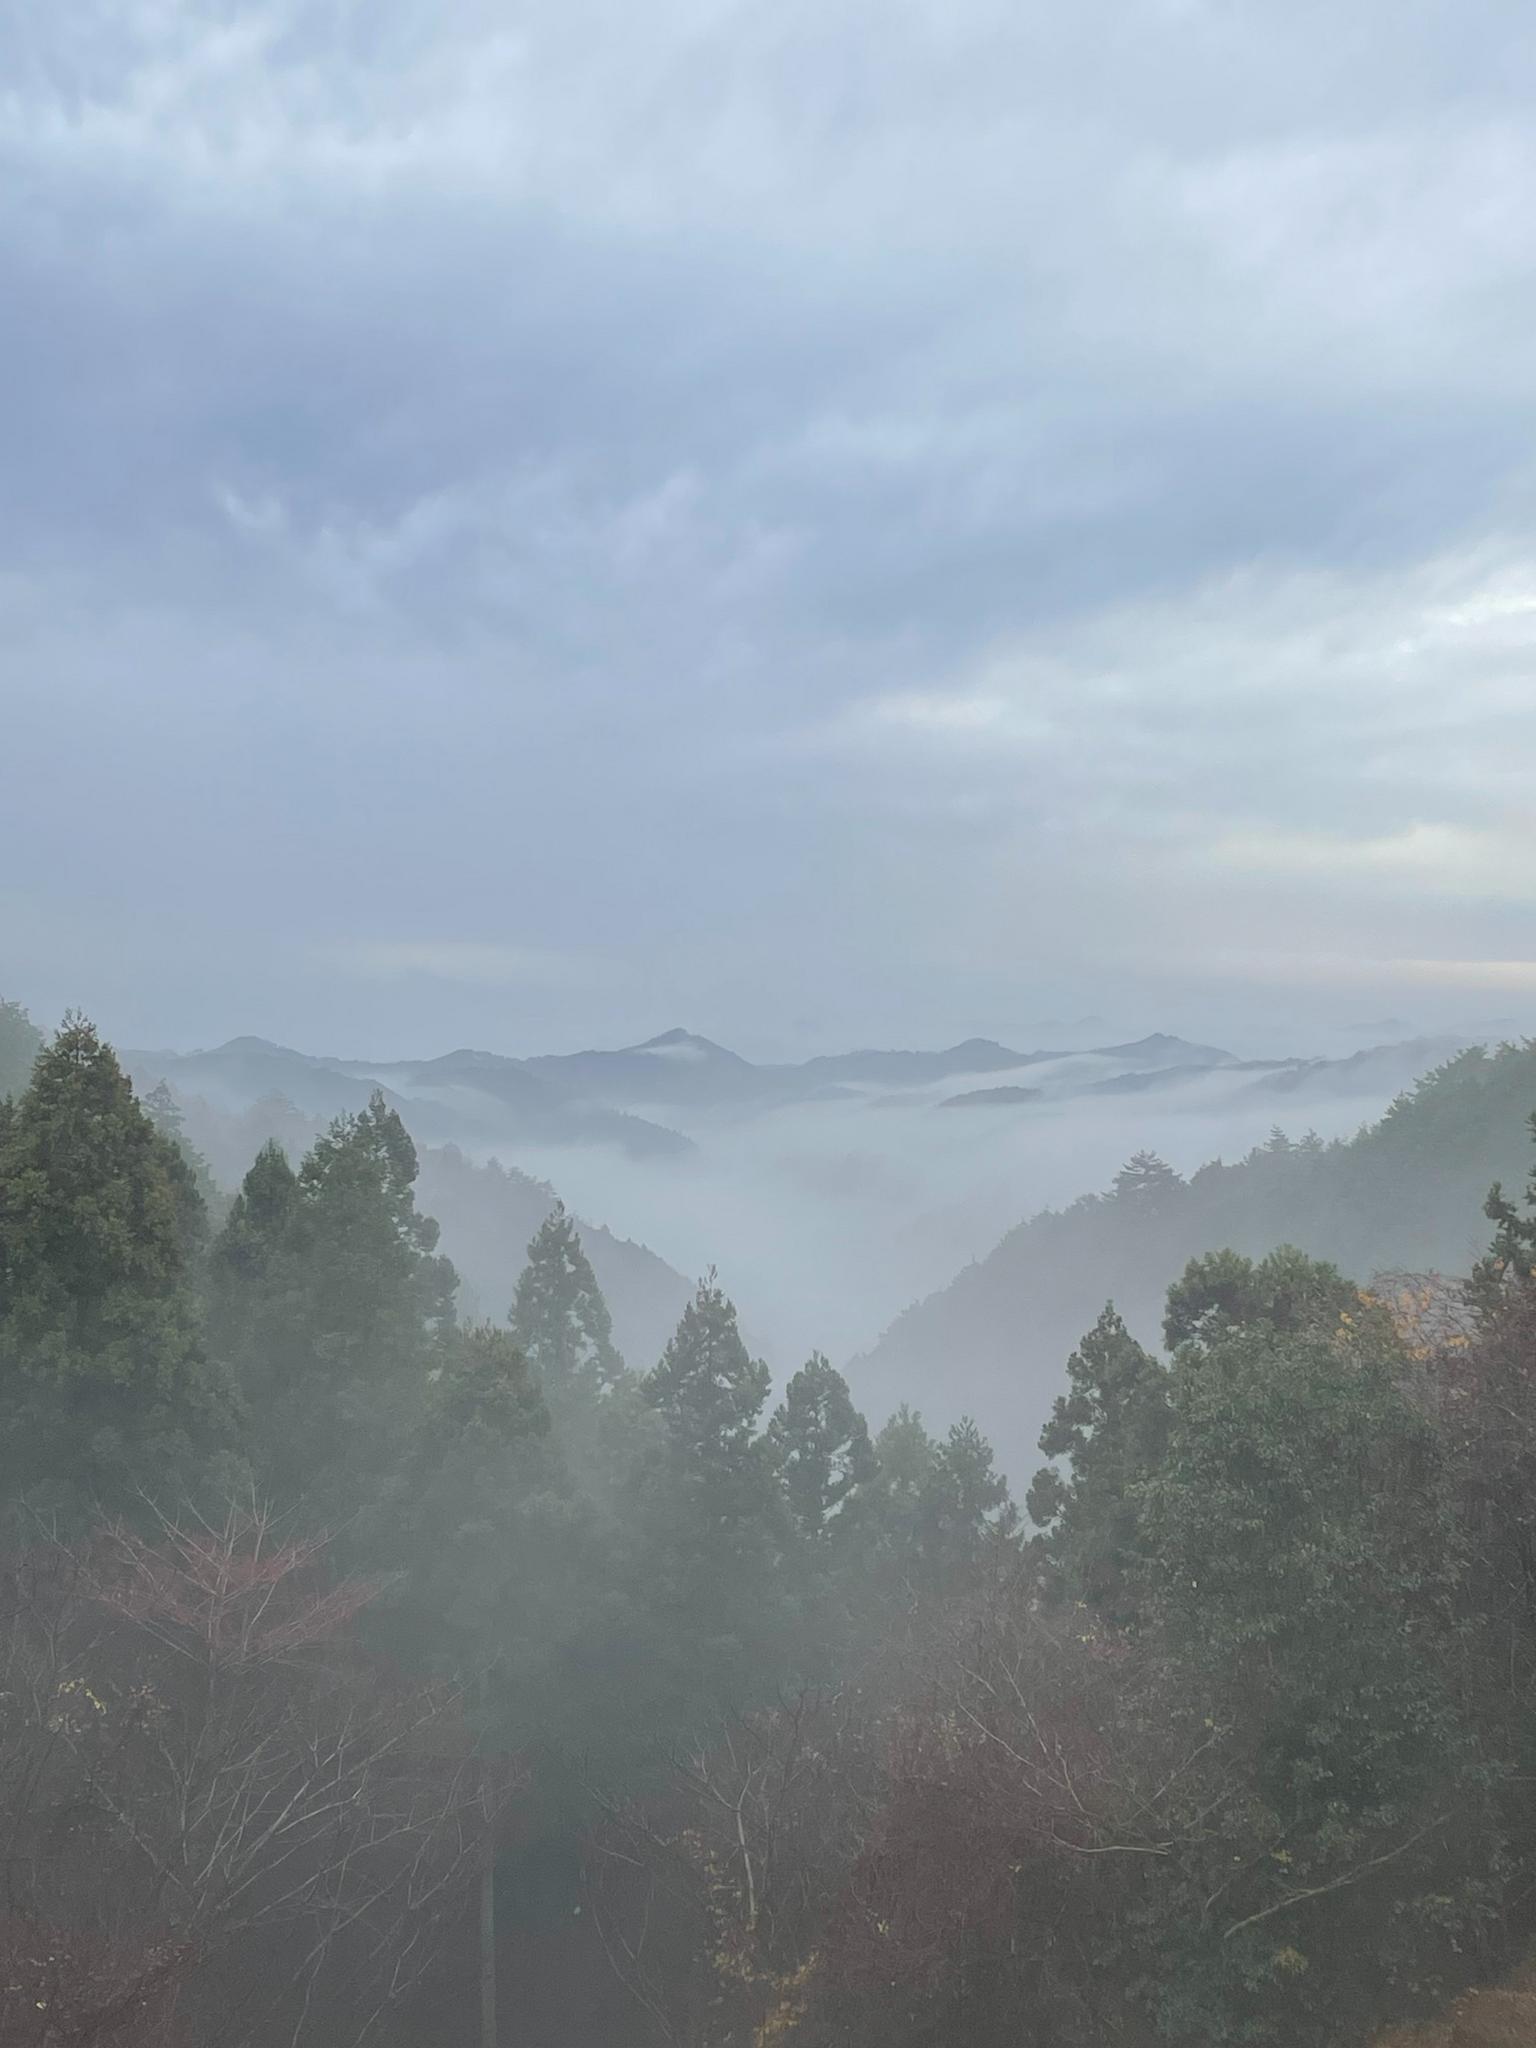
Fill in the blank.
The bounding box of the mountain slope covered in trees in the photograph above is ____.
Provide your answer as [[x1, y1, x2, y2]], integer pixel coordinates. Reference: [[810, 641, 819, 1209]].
[[858, 1042, 1536, 1470], [9, 1000, 1536, 2046], [139, 1082, 693, 1373]]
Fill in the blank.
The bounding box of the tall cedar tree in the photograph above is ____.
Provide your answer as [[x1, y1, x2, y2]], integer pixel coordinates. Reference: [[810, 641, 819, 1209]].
[[631, 1278, 787, 1715], [143, 1076, 226, 1228], [510, 1199, 624, 1404], [869, 1404, 936, 1533], [0, 1016, 227, 1519], [768, 1352, 876, 1542], [915, 1416, 1017, 1581], [210, 1094, 457, 1510], [1473, 1106, 1536, 1305], [369, 1323, 565, 1694], [863, 1405, 1016, 1586], [644, 1275, 771, 1497], [1027, 1303, 1168, 1624]]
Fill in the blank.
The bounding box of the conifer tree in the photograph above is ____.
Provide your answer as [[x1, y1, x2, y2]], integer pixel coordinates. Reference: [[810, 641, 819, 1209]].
[[916, 1416, 1017, 1578], [143, 1077, 225, 1234], [1474, 1108, 1536, 1304], [372, 1323, 562, 1690], [869, 1404, 937, 1536], [297, 1091, 457, 1362], [631, 1278, 785, 1712], [644, 1274, 771, 1495], [510, 1199, 623, 1406], [210, 1095, 457, 1508], [1112, 1150, 1184, 1206], [0, 1016, 226, 1518], [768, 1353, 875, 1542], [1027, 1303, 1168, 1622]]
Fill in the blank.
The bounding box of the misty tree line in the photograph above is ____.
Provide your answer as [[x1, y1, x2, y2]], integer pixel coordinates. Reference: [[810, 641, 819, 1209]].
[[0, 1008, 1013, 2045], [7, 1000, 1536, 2045]]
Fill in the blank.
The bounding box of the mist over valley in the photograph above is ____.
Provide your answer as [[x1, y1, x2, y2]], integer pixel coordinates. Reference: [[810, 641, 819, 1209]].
[[127, 1014, 1506, 1472]]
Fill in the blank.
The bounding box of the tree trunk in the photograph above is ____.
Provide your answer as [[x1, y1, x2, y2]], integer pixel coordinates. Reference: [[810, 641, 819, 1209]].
[[480, 1835, 497, 2048]]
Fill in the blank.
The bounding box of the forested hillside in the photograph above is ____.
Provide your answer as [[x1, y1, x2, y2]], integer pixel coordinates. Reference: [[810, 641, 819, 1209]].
[[144, 1080, 693, 1373], [8, 1002, 1536, 2047], [861, 1042, 1536, 1468]]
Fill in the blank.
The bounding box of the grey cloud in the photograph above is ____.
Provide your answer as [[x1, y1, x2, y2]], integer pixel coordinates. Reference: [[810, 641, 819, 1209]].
[[3, 0, 1536, 1057]]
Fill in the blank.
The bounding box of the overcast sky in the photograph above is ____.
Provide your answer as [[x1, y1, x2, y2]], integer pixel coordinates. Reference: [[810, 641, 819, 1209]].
[[5, 0, 1536, 1060]]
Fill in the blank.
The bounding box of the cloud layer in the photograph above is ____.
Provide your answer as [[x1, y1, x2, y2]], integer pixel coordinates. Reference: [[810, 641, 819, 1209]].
[[4, 0, 1536, 1056]]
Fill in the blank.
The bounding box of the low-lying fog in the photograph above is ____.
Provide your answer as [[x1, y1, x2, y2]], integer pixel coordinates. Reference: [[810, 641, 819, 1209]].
[[506, 1056, 1434, 1372]]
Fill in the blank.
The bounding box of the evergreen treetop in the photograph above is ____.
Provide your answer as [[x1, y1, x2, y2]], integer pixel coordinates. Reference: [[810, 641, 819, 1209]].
[[511, 1199, 624, 1402]]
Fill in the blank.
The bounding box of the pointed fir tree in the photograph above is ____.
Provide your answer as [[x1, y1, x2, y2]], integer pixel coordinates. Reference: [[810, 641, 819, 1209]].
[[142, 1077, 225, 1232], [370, 1323, 565, 1695], [510, 1199, 624, 1408], [1112, 1149, 1184, 1207], [1473, 1109, 1536, 1310], [0, 1016, 228, 1519], [208, 1140, 306, 1428], [296, 1091, 458, 1361], [1027, 1303, 1168, 1622], [209, 1094, 457, 1508], [644, 1273, 771, 1497], [869, 1404, 937, 1539], [866, 1405, 1016, 1590], [916, 1416, 1017, 1580], [631, 1277, 786, 1710], [768, 1353, 876, 1542]]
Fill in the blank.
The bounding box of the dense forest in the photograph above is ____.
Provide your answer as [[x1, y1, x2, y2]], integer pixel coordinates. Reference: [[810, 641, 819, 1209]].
[[864, 1040, 1536, 1470], [4, 996, 1536, 2046]]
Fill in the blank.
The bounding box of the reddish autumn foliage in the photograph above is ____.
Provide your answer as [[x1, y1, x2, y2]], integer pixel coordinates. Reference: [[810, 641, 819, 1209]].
[[0, 1508, 504, 2048]]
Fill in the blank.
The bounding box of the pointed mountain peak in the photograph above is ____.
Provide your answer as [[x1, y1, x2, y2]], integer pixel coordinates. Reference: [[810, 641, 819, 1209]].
[[627, 1029, 749, 1064]]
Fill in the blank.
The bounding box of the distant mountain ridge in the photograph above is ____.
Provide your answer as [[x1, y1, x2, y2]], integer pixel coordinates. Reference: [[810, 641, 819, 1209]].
[[126, 1037, 694, 1160], [127, 1025, 1470, 1162]]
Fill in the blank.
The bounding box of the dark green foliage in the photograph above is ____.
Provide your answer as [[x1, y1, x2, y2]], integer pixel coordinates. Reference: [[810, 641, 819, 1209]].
[[768, 1352, 876, 1541], [862, 1403, 1018, 1588], [0, 1016, 228, 1518], [627, 1278, 790, 1719], [1113, 1148, 1184, 1206], [369, 1322, 563, 1689], [510, 1198, 624, 1405], [143, 1077, 227, 1235], [644, 1273, 771, 1487], [209, 1094, 457, 1509], [1163, 1243, 1363, 1350], [13, 1007, 1536, 2048], [296, 1091, 457, 1356], [0, 995, 43, 1101], [869, 1403, 936, 1522], [1474, 1105, 1536, 1302], [1132, 1316, 1492, 2045], [866, 1042, 1536, 1474], [1145, 1321, 1455, 1662], [1028, 1303, 1167, 1621], [915, 1415, 1017, 1573]]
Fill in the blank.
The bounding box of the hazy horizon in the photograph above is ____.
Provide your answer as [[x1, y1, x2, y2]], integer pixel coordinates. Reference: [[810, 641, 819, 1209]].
[[7, 2, 1536, 1062], [19, 996, 1536, 1073]]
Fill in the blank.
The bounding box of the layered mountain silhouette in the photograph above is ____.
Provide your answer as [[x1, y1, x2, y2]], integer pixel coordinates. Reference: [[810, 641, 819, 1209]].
[[128, 1026, 1471, 1162]]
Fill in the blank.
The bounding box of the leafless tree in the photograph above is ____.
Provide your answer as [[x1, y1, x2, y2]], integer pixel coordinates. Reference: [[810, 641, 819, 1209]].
[[0, 1504, 513, 2047]]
